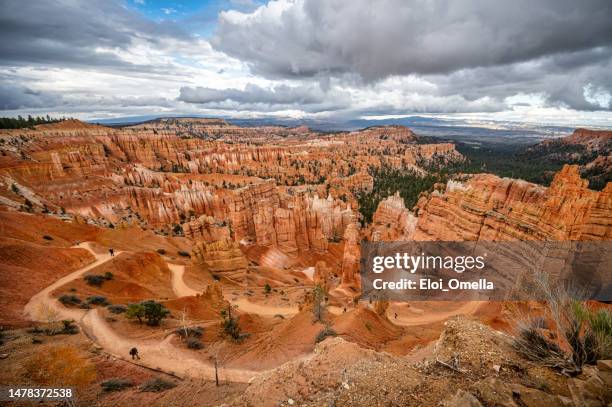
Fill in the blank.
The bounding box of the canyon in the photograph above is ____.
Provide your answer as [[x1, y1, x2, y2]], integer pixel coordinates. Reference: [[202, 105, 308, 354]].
[[0, 119, 610, 406]]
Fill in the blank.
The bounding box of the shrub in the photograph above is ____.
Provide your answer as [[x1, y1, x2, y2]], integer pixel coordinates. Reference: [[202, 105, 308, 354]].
[[140, 378, 177, 392], [186, 337, 204, 349], [101, 378, 133, 392], [221, 307, 249, 343], [104, 272, 114, 280], [84, 274, 106, 287], [87, 296, 109, 306], [177, 250, 191, 258], [264, 283, 271, 295], [107, 304, 126, 314], [175, 326, 204, 339], [126, 303, 145, 323], [156, 248, 166, 255], [513, 275, 612, 374], [127, 300, 169, 326], [59, 294, 81, 306], [61, 320, 79, 335], [315, 326, 337, 343], [42, 235, 53, 241], [78, 303, 91, 309]]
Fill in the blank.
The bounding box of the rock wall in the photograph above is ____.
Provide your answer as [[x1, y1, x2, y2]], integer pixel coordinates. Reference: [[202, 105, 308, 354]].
[[413, 165, 612, 241]]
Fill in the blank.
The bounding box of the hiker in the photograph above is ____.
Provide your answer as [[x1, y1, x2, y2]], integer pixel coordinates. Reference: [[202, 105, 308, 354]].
[[109, 248, 114, 257], [129, 347, 140, 360], [394, 312, 398, 320]]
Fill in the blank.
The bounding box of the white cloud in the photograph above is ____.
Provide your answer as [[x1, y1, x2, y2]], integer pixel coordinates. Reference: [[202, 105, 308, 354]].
[[583, 84, 612, 109]]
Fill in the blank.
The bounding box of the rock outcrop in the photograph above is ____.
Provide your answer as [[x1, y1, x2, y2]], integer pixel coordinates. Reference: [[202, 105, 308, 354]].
[[192, 238, 248, 273], [370, 192, 417, 241], [413, 165, 612, 241]]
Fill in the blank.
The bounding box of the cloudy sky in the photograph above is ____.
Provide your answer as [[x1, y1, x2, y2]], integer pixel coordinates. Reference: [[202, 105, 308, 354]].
[[1, 0, 612, 127]]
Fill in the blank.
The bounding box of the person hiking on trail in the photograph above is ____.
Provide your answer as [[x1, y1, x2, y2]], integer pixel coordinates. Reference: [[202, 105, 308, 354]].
[[109, 248, 114, 257], [129, 347, 140, 360], [394, 312, 398, 320]]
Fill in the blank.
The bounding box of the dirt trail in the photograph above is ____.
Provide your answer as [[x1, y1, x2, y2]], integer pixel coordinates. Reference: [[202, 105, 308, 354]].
[[230, 298, 298, 317], [167, 260, 303, 317], [24, 242, 259, 383], [386, 301, 484, 327], [82, 309, 257, 382], [168, 263, 200, 297], [24, 243, 117, 322]]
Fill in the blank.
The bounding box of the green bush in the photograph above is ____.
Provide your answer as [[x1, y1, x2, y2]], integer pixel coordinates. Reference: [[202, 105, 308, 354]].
[[101, 378, 133, 392], [87, 296, 109, 306], [126, 300, 170, 326], [104, 272, 114, 280], [221, 307, 249, 343], [107, 304, 126, 314], [84, 274, 106, 287], [186, 337, 204, 349], [140, 378, 176, 392], [59, 294, 81, 306]]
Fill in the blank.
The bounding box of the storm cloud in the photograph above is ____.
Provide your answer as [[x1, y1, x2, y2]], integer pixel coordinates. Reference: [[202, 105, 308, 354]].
[[212, 0, 612, 80], [0, 83, 64, 110], [0, 0, 611, 124]]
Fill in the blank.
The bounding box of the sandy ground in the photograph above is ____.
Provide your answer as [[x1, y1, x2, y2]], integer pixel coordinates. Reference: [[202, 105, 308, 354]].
[[24, 242, 259, 383], [386, 301, 483, 326], [24, 242, 117, 322], [23, 242, 485, 384], [230, 297, 298, 317], [169, 263, 199, 297]]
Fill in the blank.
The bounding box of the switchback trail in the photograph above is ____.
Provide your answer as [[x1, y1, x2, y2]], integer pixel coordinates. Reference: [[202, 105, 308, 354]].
[[24, 242, 259, 383], [168, 263, 200, 297], [386, 301, 483, 327]]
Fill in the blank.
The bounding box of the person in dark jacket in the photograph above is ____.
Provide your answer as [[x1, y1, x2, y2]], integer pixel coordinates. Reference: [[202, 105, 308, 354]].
[[129, 347, 140, 360]]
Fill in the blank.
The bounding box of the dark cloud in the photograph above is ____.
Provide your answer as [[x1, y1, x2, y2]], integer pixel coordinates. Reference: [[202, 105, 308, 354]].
[[0, 0, 192, 70], [0, 83, 64, 110], [429, 47, 612, 110], [212, 0, 612, 81], [0, 79, 176, 112]]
